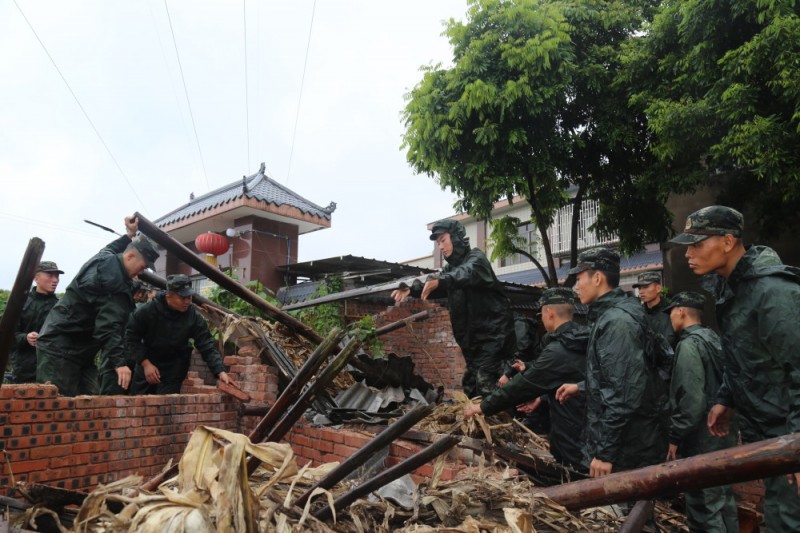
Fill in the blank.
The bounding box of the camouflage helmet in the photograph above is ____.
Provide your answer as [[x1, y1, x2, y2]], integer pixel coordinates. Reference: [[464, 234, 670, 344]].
[[36, 261, 64, 274], [538, 287, 576, 307], [166, 274, 195, 297], [663, 291, 706, 313], [566, 246, 620, 275], [670, 205, 743, 245], [131, 236, 160, 270], [632, 271, 662, 288]]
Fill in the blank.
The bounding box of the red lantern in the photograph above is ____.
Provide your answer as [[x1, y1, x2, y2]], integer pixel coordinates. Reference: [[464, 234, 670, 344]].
[[195, 232, 229, 256]]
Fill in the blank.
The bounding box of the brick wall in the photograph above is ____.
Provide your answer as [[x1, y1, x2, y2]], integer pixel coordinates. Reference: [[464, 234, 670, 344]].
[[0, 383, 238, 495], [370, 299, 465, 391]]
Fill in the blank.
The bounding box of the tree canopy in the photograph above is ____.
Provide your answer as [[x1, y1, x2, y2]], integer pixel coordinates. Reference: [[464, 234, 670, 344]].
[[625, 0, 800, 235], [402, 0, 671, 286]]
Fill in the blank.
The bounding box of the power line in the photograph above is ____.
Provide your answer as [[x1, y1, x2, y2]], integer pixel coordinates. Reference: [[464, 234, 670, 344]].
[[244, 0, 251, 171], [164, 0, 211, 191], [286, 0, 317, 185], [12, 0, 150, 214]]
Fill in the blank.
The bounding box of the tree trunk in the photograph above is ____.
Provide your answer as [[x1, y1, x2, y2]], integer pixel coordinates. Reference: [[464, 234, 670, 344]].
[[525, 176, 559, 287], [564, 183, 586, 287]]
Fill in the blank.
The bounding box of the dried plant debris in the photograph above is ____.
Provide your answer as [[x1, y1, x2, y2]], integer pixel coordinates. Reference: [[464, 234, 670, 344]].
[[11, 426, 686, 532]]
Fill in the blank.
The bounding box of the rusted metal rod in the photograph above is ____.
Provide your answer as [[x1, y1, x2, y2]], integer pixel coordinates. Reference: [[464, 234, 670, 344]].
[[618, 500, 654, 533], [374, 310, 429, 337], [248, 327, 344, 444], [0, 237, 45, 388], [239, 404, 271, 417], [293, 403, 434, 509], [134, 212, 324, 343], [245, 335, 361, 475], [313, 434, 460, 522], [538, 433, 800, 511]]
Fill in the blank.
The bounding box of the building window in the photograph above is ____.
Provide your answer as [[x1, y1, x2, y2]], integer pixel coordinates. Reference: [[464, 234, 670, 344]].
[[500, 222, 538, 267], [549, 199, 616, 255]]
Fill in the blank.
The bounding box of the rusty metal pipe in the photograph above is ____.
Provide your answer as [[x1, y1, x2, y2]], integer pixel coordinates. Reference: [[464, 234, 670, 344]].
[[538, 433, 800, 511]]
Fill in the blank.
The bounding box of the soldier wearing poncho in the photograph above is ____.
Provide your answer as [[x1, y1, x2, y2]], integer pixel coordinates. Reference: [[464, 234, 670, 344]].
[[671, 205, 800, 531], [664, 291, 738, 532], [392, 219, 516, 398], [464, 287, 588, 470]]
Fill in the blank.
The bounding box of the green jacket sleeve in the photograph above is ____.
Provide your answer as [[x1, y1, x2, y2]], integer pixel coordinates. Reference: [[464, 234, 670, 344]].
[[480, 349, 560, 416], [669, 338, 706, 446], [593, 319, 647, 464], [93, 292, 133, 369], [757, 281, 800, 433], [99, 235, 132, 256], [125, 306, 150, 364], [437, 253, 496, 291], [191, 311, 226, 376]]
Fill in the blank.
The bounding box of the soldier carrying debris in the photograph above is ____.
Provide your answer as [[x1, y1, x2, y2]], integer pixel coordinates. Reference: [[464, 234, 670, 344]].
[[10, 260, 64, 383], [127, 274, 235, 394], [464, 287, 588, 471], [391, 219, 516, 399], [664, 291, 739, 532], [670, 205, 800, 530], [36, 216, 159, 396]]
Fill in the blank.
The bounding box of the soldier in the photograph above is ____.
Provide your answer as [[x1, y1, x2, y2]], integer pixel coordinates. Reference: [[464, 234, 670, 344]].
[[464, 287, 588, 470], [632, 270, 676, 347], [10, 261, 63, 383], [36, 216, 159, 396], [128, 274, 235, 394], [392, 219, 516, 399], [556, 247, 665, 477], [664, 291, 738, 532], [670, 205, 800, 530]]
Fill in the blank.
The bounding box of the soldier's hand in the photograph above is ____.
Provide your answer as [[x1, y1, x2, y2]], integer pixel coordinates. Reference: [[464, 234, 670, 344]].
[[218, 372, 237, 387], [26, 332, 39, 347], [511, 359, 526, 372], [463, 403, 482, 419], [497, 374, 510, 387], [589, 458, 612, 478], [142, 360, 161, 384], [555, 383, 579, 404], [391, 287, 411, 303], [124, 215, 139, 238], [116, 366, 132, 390], [666, 443, 678, 462], [516, 397, 542, 414], [421, 279, 439, 300], [707, 404, 732, 436], [786, 473, 800, 496]]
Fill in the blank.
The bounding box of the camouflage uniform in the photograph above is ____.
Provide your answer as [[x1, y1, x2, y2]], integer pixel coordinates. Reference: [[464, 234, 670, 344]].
[[672, 206, 800, 531], [423, 220, 516, 399], [665, 292, 738, 532], [128, 275, 226, 395], [36, 235, 159, 396], [11, 263, 62, 383], [480, 289, 588, 470], [568, 248, 666, 472]]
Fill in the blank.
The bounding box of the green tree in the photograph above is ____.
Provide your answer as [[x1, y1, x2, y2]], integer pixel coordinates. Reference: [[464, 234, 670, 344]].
[[403, 0, 670, 286], [625, 0, 800, 235]]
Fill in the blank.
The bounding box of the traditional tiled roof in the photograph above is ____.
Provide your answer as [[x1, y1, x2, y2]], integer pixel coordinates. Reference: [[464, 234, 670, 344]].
[[498, 248, 662, 286], [155, 163, 335, 226]]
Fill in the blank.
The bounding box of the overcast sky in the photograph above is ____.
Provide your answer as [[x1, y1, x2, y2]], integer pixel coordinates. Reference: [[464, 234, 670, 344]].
[[0, 0, 467, 288]]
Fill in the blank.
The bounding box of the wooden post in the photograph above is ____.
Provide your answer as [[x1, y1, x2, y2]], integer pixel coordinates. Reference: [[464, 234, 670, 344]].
[[0, 238, 44, 389], [133, 212, 324, 344], [618, 500, 654, 533], [538, 433, 800, 511]]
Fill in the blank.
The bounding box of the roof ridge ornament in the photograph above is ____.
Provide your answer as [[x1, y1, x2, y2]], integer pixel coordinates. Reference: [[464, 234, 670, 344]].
[[242, 175, 248, 194]]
